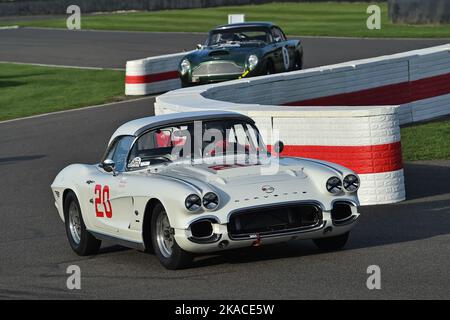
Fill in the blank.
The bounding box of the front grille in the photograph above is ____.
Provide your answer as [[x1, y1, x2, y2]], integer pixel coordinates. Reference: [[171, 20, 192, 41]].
[[188, 218, 221, 244], [331, 202, 354, 224], [192, 61, 244, 77], [209, 50, 229, 57], [228, 203, 323, 240]]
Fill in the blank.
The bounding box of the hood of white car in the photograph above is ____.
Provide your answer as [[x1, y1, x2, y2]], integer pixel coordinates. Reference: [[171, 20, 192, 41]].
[[150, 156, 349, 197], [166, 161, 307, 185]]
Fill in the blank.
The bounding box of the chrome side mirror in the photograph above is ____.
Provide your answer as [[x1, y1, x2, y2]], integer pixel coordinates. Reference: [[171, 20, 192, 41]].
[[102, 159, 116, 173], [273, 141, 284, 154]]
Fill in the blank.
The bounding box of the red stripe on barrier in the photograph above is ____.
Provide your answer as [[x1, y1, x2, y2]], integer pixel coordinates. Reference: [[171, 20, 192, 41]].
[[286, 73, 450, 106], [273, 141, 403, 174], [125, 71, 179, 84]]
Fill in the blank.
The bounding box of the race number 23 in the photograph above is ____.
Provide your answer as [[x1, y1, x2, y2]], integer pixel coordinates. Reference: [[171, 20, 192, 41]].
[[94, 184, 112, 218]]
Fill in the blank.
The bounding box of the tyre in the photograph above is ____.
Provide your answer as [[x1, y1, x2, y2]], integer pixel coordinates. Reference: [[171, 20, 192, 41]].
[[142, 211, 154, 254], [265, 60, 275, 75], [181, 79, 194, 88], [64, 191, 101, 256], [313, 232, 349, 251], [151, 203, 193, 270], [293, 53, 303, 70]]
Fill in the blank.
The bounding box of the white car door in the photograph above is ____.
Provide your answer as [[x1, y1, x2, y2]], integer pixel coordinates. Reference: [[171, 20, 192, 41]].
[[90, 136, 135, 235]]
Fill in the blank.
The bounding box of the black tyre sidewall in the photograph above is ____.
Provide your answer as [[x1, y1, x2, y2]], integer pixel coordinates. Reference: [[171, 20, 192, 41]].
[[266, 60, 274, 75], [64, 191, 101, 256], [151, 203, 193, 270], [294, 53, 302, 70]]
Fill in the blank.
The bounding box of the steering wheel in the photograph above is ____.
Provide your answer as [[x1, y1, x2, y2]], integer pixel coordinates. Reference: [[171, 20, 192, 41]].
[[149, 155, 172, 164], [237, 33, 248, 40]]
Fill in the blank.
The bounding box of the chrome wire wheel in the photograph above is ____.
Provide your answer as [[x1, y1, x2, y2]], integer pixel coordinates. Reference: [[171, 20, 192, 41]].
[[156, 210, 174, 258], [68, 201, 81, 245]]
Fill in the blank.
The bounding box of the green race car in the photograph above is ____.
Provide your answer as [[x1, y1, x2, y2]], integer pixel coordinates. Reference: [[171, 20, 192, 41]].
[[179, 22, 303, 86]]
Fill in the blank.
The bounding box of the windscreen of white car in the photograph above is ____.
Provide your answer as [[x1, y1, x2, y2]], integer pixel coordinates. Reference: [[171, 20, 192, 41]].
[[202, 120, 267, 159], [126, 120, 268, 169]]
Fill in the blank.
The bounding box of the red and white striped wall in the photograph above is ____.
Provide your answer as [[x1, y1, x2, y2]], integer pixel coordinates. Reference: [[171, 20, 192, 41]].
[[223, 107, 403, 205], [125, 51, 191, 95], [270, 111, 404, 205], [154, 44, 450, 205]]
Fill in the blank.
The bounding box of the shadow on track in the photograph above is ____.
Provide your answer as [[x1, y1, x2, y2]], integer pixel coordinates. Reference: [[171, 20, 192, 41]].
[[0, 154, 46, 165], [403, 161, 450, 200], [190, 161, 450, 268], [77, 160, 450, 269]]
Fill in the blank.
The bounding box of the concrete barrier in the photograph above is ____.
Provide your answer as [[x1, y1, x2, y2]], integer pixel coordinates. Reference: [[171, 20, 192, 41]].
[[125, 51, 192, 96], [184, 44, 450, 126], [155, 93, 404, 205], [153, 44, 450, 205]]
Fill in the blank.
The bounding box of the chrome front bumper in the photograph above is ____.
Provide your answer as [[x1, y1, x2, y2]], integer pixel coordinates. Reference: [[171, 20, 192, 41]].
[[175, 209, 360, 254]]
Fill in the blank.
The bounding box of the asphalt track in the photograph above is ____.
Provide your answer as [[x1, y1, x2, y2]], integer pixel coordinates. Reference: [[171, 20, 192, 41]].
[[1, 28, 449, 69], [0, 28, 449, 299]]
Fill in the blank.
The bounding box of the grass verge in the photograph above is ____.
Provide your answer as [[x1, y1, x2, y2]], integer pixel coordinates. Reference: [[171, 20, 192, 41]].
[[2, 2, 450, 38], [0, 63, 125, 121], [401, 119, 450, 161]]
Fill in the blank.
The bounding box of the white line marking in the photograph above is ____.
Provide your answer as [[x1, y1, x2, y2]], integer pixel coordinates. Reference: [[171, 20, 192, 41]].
[[0, 96, 155, 125], [0, 60, 124, 71], [0, 25, 19, 30]]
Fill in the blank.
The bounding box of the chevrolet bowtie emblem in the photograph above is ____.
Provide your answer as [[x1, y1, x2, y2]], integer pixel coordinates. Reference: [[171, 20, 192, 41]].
[[261, 185, 275, 193]]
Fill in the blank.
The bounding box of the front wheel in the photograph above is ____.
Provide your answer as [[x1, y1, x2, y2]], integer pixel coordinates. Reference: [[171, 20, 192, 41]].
[[64, 191, 101, 256], [151, 203, 193, 269], [293, 53, 303, 70], [313, 232, 349, 251], [265, 60, 275, 75]]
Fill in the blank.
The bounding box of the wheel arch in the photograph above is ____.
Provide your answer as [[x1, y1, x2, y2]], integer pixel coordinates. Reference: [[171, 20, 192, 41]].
[[62, 188, 77, 221], [52, 163, 94, 225], [62, 188, 73, 208], [61, 187, 91, 228], [142, 198, 164, 252]]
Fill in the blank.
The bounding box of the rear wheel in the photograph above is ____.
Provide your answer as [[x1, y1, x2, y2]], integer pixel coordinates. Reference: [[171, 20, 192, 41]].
[[313, 232, 349, 251], [64, 191, 101, 256], [151, 203, 193, 269]]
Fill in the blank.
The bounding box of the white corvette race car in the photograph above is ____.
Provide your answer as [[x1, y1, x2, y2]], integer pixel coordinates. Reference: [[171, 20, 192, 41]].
[[51, 110, 360, 269]]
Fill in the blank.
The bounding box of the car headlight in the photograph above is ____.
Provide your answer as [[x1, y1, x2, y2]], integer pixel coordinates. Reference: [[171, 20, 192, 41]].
[[248, 54, 259, 70], [202, 192, 219, 210], [180, 59, 191, 75], [185, 194, 201, 211], [326, 176, 343, 194], [343, 174, 360, 192]]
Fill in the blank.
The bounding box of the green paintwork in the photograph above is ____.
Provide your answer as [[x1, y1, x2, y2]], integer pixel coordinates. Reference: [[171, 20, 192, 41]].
[[179, 23, 303, 86]]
